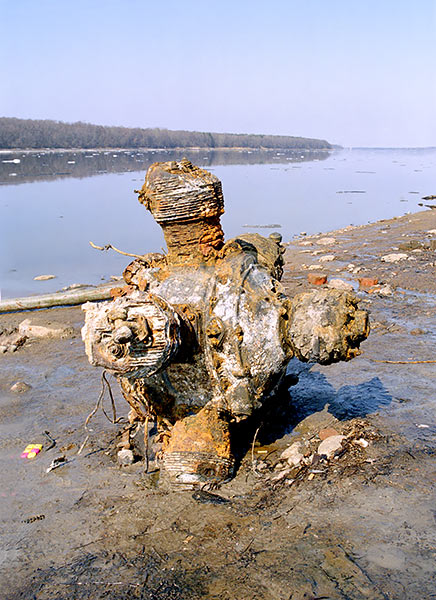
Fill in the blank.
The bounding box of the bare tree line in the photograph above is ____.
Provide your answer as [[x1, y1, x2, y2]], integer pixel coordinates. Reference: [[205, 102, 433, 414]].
[[0, 117, 332, 150]]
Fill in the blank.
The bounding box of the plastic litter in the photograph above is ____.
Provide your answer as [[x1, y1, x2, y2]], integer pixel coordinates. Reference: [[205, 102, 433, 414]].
[[21, 444, 43, 459]]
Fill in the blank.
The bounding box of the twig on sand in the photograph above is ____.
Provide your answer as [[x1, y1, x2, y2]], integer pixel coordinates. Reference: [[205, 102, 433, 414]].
[[372, 359, 436, 364], [251, 426, 262, 477], [77, 435, 89, 455], [144, 415, 149, 473]]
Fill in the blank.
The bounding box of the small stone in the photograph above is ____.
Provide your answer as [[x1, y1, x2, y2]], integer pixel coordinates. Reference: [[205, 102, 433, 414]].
[[33, 274, 56, 281], [299, 241, 312, 247], [317, 435, 345, 459], [117, 448, 134, 465], [427, 229, 436, 235], [381, 253, 408, 263], [307, 273, 327, 285], [319, 255, 335, 263], [10, 381, 32, 393], [307, 264, 322, 271], [355, 438, 369, 448], [117, 429, 131, 450], [18, 319, 72, 339], [0, 345, 7, 353], [328, 278, 353, 292], [317, 237, 336, 246], [377, 284, 394, 297], [410, 328, 426, 336], [307, 473, 315, 481], [358, 277, 379, 289], [270, 468, 293, 482], [280, 442, 304, 467], [62, 283, 88, 291], [10, 344, 18, 352], [318, 427, 340, 441]]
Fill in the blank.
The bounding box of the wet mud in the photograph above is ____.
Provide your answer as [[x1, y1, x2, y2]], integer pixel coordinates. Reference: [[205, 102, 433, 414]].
[[1, 210, 436, 599]]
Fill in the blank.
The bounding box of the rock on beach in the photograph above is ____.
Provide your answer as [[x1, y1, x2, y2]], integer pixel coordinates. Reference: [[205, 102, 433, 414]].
[[381, 253, 408, 263]]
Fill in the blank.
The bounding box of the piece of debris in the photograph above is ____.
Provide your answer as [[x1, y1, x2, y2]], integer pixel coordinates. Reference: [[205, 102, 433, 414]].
[[21, 515, 45, 524], [62, 283, 89, 291], [307, 273, 327, 285], [117, 448, 134, 465], [280, 442, 304, 466], [318, 254, 335, 262], [0, 329, 27, 353], [270, 468, 294, 482], [46, 455, 70, 472], [18, 319, 73, 339], [10, 381, 32, 393], [381, 253, 408, 263], [327, 278, 354, 292], [354, 438, 369, 448], [317, 435, 345, 459], [358, 277, 379, 289], [117, 428, 131, 450], [21, 444, 43, 459], [317, 237, 336, 246], [42, 431, 56, 450], [33, 274, 56, 281], [318, 427, 340, 441]]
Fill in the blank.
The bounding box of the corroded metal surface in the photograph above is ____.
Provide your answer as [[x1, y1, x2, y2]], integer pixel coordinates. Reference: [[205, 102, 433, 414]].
[[82, 159, 369, 487]]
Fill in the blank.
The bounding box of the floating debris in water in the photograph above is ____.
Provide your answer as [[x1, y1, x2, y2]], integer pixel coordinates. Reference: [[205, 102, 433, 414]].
[[34, 274, 56, 281]]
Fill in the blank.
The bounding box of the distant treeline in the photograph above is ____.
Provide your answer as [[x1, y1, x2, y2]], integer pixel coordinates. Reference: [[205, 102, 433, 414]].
[[0, 117, 332, 150]]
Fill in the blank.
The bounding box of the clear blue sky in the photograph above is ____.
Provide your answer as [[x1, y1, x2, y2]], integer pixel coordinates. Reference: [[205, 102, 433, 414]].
[[1, 0, 435, 147]]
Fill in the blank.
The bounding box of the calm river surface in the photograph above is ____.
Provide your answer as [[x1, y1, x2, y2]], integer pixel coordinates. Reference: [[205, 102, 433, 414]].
[[1, 147, 435, 298]]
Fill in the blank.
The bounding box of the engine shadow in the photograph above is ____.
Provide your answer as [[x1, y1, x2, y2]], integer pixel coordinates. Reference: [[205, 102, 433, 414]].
[[232, 358, 392, 461]]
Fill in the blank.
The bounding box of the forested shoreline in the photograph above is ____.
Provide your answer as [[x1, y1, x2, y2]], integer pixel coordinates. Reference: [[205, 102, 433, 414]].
[[0, 117, 332, 150]]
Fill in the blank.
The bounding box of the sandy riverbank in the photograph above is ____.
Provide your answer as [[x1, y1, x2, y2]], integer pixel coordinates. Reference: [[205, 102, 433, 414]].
[[1, 209, 436, 599]]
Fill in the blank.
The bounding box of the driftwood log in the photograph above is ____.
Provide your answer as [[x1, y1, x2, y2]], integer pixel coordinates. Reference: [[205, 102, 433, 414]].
[[0, 284, 114, 313]]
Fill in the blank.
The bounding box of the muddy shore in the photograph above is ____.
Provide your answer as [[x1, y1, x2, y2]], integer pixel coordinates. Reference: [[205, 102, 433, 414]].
[[1, 209, 436, 599]]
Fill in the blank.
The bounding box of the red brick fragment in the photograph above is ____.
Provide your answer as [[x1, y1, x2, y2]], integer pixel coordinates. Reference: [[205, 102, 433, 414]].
[[358, 277, 379, 289], [318, 427, 340, 441], [307, 273, 327, 285]]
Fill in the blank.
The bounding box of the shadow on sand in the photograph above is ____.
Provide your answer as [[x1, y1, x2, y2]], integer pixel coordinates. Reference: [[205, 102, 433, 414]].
[[233, 358, 392, 456]]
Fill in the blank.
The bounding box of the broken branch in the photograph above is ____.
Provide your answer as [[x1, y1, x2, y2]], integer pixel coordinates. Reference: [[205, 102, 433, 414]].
[[372, 359, 436, 364], [89, 241, 146, 260]]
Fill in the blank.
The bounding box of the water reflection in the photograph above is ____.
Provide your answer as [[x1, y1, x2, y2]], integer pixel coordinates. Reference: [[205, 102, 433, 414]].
[[1, 148, 435, 298], [0, 148, 330, 185]]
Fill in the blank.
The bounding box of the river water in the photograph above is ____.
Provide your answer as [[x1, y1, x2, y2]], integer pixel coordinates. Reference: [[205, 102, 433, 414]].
[[1, 147, 435, 298]]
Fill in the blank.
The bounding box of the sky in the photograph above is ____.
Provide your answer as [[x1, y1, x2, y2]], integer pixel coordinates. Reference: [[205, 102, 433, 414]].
[[1, 0, 435, 147]]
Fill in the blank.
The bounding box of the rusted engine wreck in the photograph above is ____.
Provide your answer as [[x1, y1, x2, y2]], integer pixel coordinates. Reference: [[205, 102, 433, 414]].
[[82, 159, 369, 486]]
